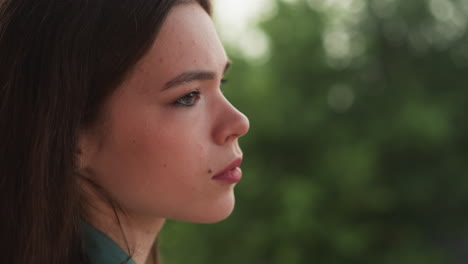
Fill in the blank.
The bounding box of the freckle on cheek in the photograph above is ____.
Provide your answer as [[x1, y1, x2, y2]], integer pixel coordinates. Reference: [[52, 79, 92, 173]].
[[163, 163, 167, 168]]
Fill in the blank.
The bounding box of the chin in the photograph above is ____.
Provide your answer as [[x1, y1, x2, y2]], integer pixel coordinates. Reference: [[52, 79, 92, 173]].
[[197, 206, 235, 224], [172, 194, 236, 224]]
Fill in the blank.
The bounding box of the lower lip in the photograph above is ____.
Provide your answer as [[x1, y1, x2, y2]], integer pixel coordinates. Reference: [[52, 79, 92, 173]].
[[212, 167, 242, 184]]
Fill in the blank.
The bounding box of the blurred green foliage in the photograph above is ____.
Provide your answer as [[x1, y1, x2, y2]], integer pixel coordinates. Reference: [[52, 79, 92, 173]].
[[159, 0, 468, 263]]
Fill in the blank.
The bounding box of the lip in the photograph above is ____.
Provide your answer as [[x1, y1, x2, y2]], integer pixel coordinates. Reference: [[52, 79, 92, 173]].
[[212, 157, 243, 184]]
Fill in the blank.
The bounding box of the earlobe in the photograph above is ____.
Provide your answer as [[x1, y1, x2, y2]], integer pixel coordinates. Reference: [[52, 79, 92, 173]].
[[76, 140, 88, 171], [76, 132, 94, 171]]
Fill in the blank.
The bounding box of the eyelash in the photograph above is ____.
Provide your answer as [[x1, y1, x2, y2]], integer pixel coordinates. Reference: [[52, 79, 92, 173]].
[[173, 79, 229, 107], [174, 90, 201, 107]]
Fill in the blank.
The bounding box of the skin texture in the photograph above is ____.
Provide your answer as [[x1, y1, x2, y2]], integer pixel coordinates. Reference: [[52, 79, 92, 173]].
[[79, 3, 249, 263]]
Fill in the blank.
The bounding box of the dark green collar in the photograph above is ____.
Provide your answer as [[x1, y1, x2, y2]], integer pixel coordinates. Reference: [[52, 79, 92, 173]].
[[81, 220, 137, 264]]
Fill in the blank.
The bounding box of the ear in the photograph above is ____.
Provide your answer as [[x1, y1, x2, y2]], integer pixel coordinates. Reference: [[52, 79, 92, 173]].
[[76, 130, 96, 171]]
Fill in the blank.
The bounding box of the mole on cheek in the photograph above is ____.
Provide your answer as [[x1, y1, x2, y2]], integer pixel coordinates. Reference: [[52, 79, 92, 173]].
[[208, 169, 212, 174]]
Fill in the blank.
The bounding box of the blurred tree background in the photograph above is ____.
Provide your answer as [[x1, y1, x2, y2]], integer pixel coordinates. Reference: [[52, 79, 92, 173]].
[[159, 0, 468, 263]]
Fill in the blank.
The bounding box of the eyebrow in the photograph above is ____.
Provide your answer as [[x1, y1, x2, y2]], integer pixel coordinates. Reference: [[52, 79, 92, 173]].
[[162, 61, 232, 91]]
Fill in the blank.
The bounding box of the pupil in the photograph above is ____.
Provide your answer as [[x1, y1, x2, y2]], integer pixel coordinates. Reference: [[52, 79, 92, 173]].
[[183, 93, 194, 104]]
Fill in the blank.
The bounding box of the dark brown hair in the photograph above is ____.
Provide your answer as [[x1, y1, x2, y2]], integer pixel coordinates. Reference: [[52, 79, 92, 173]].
[[0, 0, 211, 263]]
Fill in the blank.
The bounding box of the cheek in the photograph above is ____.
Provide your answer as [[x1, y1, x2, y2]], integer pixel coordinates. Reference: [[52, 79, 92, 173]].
[[96, 107, 214, 214], [127, 110, 210, 175]]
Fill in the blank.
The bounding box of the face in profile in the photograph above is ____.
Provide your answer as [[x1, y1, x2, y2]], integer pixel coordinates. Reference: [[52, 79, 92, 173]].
[[79, 3, 249, 223]]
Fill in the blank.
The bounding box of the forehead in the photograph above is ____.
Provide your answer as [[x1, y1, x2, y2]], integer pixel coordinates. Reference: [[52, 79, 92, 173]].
[[133, 3, 227, 88]]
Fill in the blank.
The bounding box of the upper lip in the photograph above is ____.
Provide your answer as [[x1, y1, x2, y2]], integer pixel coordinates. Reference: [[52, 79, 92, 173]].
[[212, 157, 243, 178]]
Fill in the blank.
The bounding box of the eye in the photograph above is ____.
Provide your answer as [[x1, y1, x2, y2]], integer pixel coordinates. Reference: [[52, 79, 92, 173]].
[[220, 78, 229, 94], [174, 90, 201, 107]]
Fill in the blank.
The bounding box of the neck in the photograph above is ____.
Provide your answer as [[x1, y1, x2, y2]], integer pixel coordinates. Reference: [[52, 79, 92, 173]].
[[83, 185, 166, 264]]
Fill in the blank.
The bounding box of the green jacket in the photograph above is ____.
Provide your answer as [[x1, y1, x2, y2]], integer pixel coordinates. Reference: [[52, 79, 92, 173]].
[[81, 220, 137, 264]]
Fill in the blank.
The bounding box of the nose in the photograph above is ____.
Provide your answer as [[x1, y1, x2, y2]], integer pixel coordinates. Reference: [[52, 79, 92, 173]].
[[212, 97, 250, 146]]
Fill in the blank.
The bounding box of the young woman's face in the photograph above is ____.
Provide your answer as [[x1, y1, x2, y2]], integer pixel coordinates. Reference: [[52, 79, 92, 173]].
[[81, 3, 249, 223]]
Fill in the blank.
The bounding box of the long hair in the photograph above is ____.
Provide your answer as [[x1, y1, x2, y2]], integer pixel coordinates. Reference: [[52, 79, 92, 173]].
[[0, 0, 211, 263]]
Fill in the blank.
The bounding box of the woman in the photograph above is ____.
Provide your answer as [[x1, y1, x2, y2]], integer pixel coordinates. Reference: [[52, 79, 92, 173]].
[[0, 0, 249, 263]]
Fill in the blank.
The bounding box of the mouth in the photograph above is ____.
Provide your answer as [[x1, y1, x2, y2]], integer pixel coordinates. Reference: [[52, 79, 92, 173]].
[[212, 157, 243, 184]]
